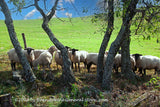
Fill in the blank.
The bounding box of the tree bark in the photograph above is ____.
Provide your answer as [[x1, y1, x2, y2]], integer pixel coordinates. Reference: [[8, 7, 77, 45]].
[[34, 0, 76, 84], [121, 0, 138, 80], [121, 31, 137, 80], [0, 0, 36, 82], [0, 93, 14, 107], [97, 0, 114, 83], [102, 0, 138, 91]]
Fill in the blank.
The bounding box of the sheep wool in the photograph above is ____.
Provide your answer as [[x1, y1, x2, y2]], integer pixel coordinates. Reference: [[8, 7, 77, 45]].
[[7, 48, 35, 70], [33, 51, 53, 70]]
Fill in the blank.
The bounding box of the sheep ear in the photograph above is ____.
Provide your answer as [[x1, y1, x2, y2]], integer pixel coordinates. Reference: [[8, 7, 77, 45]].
[[75, 49, 78, 51]]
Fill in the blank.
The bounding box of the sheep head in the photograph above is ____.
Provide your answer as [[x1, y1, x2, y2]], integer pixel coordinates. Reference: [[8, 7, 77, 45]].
[[24, 47, 34, 55], [48, 46, 57, 54], [132, 53, 143, 61], [71, 48, 78, 55]]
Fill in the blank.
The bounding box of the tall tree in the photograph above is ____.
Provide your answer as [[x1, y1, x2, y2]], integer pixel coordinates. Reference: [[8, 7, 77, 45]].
[[102, 0, 139, 91], [0, 0, 36, 82], [97, 0, 114, 83], [121, 0, 160, 77], [121, 0, 136, 79], [34, 0, 76, 84]]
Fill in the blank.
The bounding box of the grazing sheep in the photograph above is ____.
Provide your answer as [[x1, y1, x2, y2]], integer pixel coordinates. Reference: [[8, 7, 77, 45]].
[[113, 54, 136, 73], [54, 50, 63, 70], [33, 46, 57, 59], [54, 46, 72, 70], [7, 48, 35, 71], [71, 49, 88, 72], [86, 53, 107, 73], [33, 51, 53, 71], [132, 54, 160, 75]]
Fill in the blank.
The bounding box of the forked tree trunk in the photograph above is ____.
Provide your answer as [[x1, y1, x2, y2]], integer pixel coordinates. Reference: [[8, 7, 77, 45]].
[[97, 0, 114, 83], [34, 0, 76, 84], [0, 0, 36, 82], [102, 0, 138, 91]]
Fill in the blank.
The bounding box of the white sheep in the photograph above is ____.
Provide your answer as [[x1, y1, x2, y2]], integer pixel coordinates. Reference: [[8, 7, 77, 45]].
[[54, 50, 63, 70], [132, 54, 160, 75], [54, 46, 72, 70], [33, 46, 57, 59], [71, 49, 88, 72], [113, 54, 136, 73], [33, 51, 53, 71], [7, 48, 35, 71], [86, 53, 107, 73]]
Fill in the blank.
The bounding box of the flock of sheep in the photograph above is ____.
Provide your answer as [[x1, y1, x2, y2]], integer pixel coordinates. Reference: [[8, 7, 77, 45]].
[[7, 46, 160, 76]]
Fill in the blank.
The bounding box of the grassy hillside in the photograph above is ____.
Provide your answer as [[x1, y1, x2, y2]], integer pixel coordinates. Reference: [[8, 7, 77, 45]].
[[0, 17, 160, 57], [0, 17, 160, 107]]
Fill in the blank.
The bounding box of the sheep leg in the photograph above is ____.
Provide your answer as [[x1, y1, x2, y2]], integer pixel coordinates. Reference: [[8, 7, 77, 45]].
[[78, 62, 80, 73], [11, 61, 14, 71], [154, 68, 157, 75], [83, 62, 87, 68], [142, 69, 146, 76], [113, 64, 118, 74], [48, 63, 51, 71], [133, 66, 137, 73], [87, 63, 92, 73], [138, 68, 143, 75], [11, 60, 16, 71], [74, 63, 77, 72], [71, 62, 73, 69]]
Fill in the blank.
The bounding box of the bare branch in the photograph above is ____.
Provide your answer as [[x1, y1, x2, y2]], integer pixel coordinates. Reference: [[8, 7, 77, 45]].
[[69, 0, 83, 20], [48, 0, 59, 21], [135, 10, 145, 35], [55, 15, 65, 22], [22, 4, 35, 9], [34, 0, 47, 19]]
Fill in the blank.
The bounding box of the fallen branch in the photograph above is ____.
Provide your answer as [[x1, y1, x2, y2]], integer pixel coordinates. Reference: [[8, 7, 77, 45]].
[[128, 92, 151, 106]]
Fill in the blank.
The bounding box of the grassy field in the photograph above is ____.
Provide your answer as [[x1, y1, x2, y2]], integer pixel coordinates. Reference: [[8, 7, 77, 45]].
[[0, 17, 160, 107], [0, 17, 160, 57]]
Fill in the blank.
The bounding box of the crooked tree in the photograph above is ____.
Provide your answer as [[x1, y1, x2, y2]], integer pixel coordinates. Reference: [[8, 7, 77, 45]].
[[34, 0, 76, 84], [97, 0, 114, 83], [102, 0, 139, 91], [0, 0, 36, 82]]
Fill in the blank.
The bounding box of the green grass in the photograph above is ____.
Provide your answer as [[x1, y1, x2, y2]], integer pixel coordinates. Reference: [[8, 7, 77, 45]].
[[0, 17, 160, 57]]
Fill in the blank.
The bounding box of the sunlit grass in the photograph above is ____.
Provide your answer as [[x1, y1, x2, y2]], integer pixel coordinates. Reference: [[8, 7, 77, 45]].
[[0, 17, 160, 57]]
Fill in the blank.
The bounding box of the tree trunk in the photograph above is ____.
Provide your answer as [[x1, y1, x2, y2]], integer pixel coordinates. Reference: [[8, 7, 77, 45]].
[[0, 93, 14, 107], [0, 0, 36, 82], [34, 0, 76, 84], [121, 0, 138, 80], [102, 0, 138, 91], [42, 22, 76, 84], [121, 35, 131, 73], [121, 31, 137, 80], [97, 0, 114, 83]]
